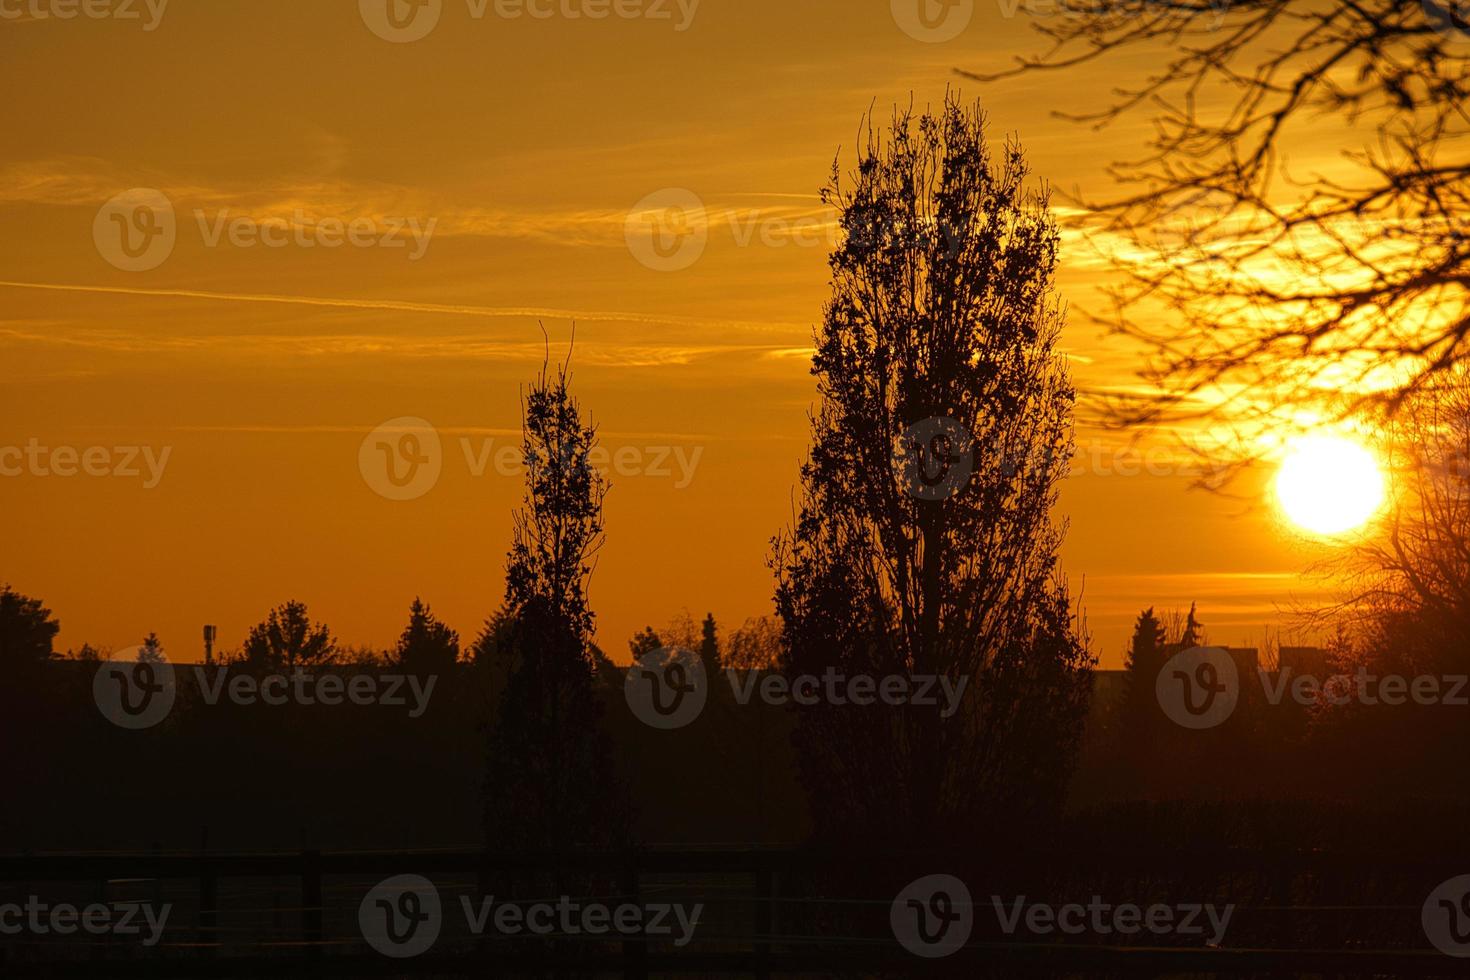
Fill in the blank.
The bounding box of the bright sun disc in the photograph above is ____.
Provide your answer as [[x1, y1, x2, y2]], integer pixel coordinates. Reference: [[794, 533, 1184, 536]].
[[1274, 435, 1386, 536]]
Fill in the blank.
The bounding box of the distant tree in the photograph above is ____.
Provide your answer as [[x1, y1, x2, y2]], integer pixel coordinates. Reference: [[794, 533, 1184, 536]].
[[65, 644, 105, 662], [139, 633, 165, 663], [1124, 609, 1167, 687], [341, 645, 388, 667], [773, 97, 1094, 847], [465, 607, 518, 712], [725, 615, 783, 671], [1316, 369, 1470, 715], [699, 612, 721, 677], [1335, 369, 1470, 663], [0, 585, 60, 669], [628, 626, 663, 661], [1177, 603, 1205, 651], [662, 610, 700, 651], [240, 601, 337, 670], [393, 598, 460, 673], [470, 608, 514, 668], [1117, 608, 1168, 793], [485, 351, 629, 855]]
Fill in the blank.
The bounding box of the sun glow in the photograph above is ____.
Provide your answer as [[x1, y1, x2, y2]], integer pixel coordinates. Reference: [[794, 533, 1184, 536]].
[[1274, 434, 1387, 537]]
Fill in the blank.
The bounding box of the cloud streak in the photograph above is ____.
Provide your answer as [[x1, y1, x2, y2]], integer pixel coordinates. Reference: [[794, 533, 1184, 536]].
[[0, 279, 804, 334]]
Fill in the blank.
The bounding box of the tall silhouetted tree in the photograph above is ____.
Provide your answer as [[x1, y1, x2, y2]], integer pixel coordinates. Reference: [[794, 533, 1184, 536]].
[[773, 96, 1094, 848], [485, 351, 628, 854], [240, 601, 337, 670], [0, 584, 59, 669], [393, 598, 460, 673]]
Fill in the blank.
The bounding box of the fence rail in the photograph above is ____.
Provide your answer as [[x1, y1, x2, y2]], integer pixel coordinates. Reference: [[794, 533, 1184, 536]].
[[1, 846, 1467, 977]]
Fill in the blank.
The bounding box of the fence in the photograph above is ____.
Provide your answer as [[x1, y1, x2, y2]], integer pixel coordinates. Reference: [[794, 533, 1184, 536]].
[[0, 846, 1466, 976]]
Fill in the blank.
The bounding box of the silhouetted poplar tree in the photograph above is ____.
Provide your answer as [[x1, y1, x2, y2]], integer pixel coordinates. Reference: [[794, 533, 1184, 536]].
[[773, 96, 1094, 847], [485, 355, 628, 854]]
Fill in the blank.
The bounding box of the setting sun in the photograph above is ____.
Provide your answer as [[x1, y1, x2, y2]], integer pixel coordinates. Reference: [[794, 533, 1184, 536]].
[[1275, 435, 1387, 536]]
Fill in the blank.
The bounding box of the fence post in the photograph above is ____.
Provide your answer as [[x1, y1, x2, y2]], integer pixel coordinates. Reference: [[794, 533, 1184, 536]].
[[302, 849, 323, 962], [622, 851, 646, 980], [198, 854, 217, 956], [756, 863, 773, 980]]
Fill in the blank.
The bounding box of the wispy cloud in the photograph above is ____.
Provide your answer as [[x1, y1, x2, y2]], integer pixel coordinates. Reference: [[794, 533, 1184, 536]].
[[0, 279, 804, 334]]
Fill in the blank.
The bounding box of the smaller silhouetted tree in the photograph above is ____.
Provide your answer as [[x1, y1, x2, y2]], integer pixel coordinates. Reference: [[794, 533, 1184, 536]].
[[139, 633, 165, 663], [726, 616, 783, 671], [394, 598, 460, 673], [699, 613, 721, 677], [241, 601, 337, 670], [0, 585, 60, 669], [1117, 608, 1167, 794], [628, 627, 662, 660], [470, 609, 515, 668], [1176, 603, 1205, 651]]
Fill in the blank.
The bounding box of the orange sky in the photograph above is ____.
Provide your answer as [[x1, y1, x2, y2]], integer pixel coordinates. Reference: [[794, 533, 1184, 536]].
[[0, 0, 1351, 666]]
